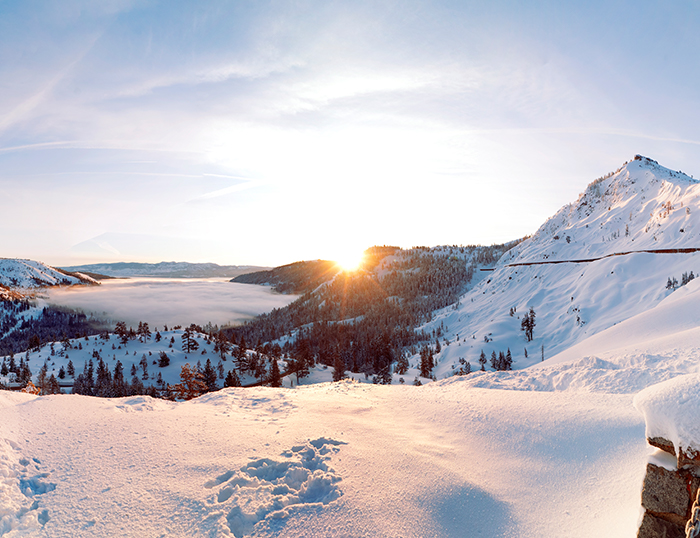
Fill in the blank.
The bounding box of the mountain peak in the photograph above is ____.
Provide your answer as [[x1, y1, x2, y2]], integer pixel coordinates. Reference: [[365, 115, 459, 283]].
[[500, 156, 700, 266]]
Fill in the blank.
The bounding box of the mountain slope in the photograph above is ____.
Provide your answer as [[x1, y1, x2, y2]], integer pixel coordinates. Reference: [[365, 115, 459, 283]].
[[426, 156, 700, 377], [231, 259, 341, 294], [0, 259, 96, 290]]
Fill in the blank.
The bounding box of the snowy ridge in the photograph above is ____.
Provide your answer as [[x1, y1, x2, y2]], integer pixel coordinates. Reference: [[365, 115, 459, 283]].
[[500, 155, 700, 266], [0, 259, 96, 291], [424, 157, 700, 376]]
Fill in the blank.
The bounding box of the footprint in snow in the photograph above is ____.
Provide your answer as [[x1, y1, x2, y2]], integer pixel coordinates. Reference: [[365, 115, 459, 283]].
[[205, 437, 346, 538]]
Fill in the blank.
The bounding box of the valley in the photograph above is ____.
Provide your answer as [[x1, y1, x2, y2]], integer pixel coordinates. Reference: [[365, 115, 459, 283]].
[[2, 156, 700, 537]]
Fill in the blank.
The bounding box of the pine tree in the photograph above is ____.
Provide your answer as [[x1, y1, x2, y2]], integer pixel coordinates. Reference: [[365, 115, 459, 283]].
[[202, 358, 218, 392], [505, 348, 512, 370], [158, 351, 170, 367], [181, 326, 200, 354], [269, 359, 283, 387], [113, 361, 127, 397], [67, 360, 75, 377], [478, 350, 487, 371], [36, 363, 48, 394], [224, 369, 241, 387], [521, 307, 536, 342], [394, 352, 409, 375], [490, 351, 497, 370], [95, 358, 113, 397], [47, 374, 61, 395], [170, 363, 207, 400], [419, 346, 433, 378], [332, 354, 346, 382], [214, 331, 231, 360]]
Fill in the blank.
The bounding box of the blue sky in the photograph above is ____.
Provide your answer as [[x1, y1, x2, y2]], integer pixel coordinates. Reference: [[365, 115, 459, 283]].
[[2, 0, 700, 266]]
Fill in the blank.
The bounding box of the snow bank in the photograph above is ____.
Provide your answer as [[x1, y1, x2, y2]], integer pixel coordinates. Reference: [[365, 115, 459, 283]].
[[634, 373, 700, 461]]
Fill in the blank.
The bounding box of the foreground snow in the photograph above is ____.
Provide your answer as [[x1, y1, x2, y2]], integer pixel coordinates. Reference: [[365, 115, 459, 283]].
[[1, 377, 648, 538]]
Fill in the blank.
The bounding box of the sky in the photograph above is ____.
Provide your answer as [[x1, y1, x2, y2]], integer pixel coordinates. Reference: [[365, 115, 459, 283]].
[[2, 0, 700, 267]]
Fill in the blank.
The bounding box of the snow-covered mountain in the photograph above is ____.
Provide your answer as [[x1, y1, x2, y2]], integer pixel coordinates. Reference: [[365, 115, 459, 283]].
[[0, 259, 96, 293], [426, 155, 700, 376], [60, 261, 269, 279]]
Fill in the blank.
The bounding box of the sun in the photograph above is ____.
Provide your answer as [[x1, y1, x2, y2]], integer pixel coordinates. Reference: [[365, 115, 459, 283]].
[[335, 252, 365, 272]]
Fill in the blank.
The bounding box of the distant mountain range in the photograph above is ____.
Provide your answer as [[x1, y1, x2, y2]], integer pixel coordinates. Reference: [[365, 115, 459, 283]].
[[60, 261, 270, 279]]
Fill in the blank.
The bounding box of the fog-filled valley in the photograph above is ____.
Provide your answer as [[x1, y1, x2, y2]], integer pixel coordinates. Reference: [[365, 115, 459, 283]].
[[42, 278, 298, 329]]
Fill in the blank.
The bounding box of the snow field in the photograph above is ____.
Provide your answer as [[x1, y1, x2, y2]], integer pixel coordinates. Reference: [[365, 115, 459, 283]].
[[0, 378, 650, 537]]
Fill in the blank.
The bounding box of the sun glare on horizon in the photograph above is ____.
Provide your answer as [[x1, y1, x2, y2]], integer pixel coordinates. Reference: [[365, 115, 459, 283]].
[[335, 251, 365, 272]]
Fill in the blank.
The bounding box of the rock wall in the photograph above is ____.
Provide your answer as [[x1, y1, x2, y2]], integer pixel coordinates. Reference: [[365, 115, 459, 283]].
[[637, 436, 700, 538]]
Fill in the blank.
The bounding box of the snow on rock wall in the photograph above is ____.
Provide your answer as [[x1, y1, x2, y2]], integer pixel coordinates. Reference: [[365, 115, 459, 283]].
[[634, 375, 700, 537]]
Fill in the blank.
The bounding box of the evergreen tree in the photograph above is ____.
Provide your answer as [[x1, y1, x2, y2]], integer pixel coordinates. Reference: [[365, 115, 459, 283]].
[[181, 326, 200, 354], [419, 346, 433, 378], [332, 354, 346, 382], [158, 351, 170, 367], [478, 350, 487, 371], [170, 363, 207, 400], [202, 358, 218, 392], [490, 351, 498, 370], [268, 359, 283, 387], [521, 307, 536, 342], [113, 361, 127, 397], [129, 375, 144, 395], [67, 359, 75, 377], [394, 352, 409, 375], [0, 359, 7, 377], [505, 348, 512, 370], [95, 358, 113, 397], [214, 331, 231, 360], [497, 351, 505, 371], [140, 354, 149, 380], [47, 374, 61, 395], [224, 369, 242, 387], [36, 363, 48, 394]]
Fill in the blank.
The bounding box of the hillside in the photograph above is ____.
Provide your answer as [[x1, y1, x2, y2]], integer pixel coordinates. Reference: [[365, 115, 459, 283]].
[[231, 259, 341, 294], [60, 261, 268, 279], [228, 243, 518, 381], [424, 155, 700, 377], [0, 259, 97, 291]]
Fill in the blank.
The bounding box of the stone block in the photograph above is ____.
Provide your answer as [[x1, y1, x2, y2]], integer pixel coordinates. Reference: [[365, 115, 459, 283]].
[[648, 437, 676, 456], [641, 464, 689, 524], [637, 511, 685, 538]]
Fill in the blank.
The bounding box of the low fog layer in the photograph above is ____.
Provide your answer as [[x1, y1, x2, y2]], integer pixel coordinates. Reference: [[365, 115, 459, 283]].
[[43, 278, 297, 329]]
